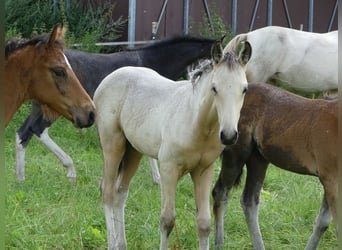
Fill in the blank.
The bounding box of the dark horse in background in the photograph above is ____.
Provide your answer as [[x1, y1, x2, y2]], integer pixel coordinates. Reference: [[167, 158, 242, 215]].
[[15, 36, 216, 182]]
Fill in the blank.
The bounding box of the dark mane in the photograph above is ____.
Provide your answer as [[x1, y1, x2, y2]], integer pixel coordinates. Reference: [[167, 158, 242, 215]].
[[5, 34, 64, 59], [133, 35, 215, 51]]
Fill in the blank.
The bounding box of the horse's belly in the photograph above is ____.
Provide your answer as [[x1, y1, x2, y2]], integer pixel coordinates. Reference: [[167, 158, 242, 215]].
[[123, 124, 161, 158], [273, 70, 337, 92]]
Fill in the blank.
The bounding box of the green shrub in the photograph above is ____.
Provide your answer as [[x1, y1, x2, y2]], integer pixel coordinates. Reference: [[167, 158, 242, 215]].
[[5, 0, 126, 52], [191, 3, 234, 45]]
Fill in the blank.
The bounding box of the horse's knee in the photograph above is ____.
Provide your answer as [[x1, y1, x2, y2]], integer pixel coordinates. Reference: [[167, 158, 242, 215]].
[[197, 217, 211, 238], [212, 183, 229, 220], [212, 182, 228, 205], [62, 156, 74, 169], [160, 215, 175, 237], [240, 191, 259, 210]]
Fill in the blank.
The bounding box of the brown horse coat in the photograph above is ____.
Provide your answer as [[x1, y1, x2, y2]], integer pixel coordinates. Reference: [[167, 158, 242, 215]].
[[212, 82, 338, 249]]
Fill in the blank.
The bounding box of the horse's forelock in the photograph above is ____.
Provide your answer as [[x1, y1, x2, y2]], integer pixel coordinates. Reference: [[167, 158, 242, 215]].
[[222, 51, 240, 69]]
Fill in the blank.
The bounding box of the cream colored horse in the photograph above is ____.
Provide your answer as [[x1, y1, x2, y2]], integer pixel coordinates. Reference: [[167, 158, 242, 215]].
[[94, 40, 251, 250], [224, 26, 337, 92]]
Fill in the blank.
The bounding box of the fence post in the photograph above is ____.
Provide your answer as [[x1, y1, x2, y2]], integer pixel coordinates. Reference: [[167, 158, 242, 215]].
[[128, 0, 136, 48], [183, 0, 190, 35], [232, 0, 237, 34], [308, 0, 314, 31], [267, 0, 273, 26]]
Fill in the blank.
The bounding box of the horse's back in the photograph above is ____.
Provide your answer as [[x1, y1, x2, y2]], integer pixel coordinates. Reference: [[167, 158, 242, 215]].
[[229, 26, 338, 91]]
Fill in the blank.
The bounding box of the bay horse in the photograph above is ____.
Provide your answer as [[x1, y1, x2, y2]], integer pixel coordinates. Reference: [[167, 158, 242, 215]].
[[212, 83, 338, 249], [4, 24, 95, 128], [14, 35, 216, 182], [224, 26, 338, 92], [93, 40, 251, 250]]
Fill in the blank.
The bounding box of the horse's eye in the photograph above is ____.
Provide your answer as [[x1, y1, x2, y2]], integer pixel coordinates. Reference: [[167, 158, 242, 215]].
[[243, 87, 248, 94], [212, 86, 217, 95], [51, 67, 66, 78]]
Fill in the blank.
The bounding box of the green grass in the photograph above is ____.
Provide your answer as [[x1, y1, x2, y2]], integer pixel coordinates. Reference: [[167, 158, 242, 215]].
[[5, 104, 338, 249]]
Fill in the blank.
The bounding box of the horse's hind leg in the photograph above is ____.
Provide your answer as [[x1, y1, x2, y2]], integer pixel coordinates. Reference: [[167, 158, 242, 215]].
[[99, 130, 126, 250], [114, 143, 143, 249], [305, 194, 331, 250], [242, 151, 268, 250], [149, 157, 160, 184], [191, 163, 215, 250], [212, 150, 245, 250]]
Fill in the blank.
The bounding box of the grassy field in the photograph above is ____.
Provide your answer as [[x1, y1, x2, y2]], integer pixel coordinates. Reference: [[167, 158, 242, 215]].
[[5, 104, 337, 249]]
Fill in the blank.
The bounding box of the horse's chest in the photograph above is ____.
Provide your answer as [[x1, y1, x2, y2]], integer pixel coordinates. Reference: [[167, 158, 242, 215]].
[[161, 137, 224, 171]]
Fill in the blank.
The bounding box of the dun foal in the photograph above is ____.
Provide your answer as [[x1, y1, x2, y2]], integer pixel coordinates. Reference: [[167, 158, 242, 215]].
[[4, 24, 95, 128], [94, 40, 251, 249], [212, 83, 338, 250]]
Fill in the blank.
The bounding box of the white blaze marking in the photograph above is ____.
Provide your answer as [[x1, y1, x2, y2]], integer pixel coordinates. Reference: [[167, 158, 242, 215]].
[[63, 53, 72, 70]]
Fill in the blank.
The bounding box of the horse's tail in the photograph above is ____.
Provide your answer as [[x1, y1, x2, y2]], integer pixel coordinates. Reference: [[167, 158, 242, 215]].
[[223, 34, 248, 55]]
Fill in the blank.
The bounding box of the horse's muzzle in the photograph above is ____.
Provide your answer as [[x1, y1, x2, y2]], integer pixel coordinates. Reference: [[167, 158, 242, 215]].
[[220, 130, 239, 146], [71, 104, 96, 128], [76, 110, 96, 128]]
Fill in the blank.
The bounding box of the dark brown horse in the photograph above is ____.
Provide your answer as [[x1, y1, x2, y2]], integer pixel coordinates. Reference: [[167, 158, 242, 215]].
[[212, 83, 338, 250], [5, 24, 95, 128]]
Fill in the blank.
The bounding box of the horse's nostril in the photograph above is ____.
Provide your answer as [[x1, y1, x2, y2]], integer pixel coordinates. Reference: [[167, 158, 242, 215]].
[[89, 111, 96, 124]]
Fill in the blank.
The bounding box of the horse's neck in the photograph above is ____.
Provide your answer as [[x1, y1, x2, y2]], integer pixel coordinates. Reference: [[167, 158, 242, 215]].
[[4, 49, 33, 126], [139, 43, 210, 80]]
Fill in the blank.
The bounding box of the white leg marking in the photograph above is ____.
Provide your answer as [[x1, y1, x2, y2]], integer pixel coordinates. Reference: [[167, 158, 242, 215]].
[[16, 133, 26, 182], [114, 190, 129, 250], [242, 200, 265, 250], [149, 157, 160, 184], [37, 128, 76, 181], [104, 204, 116, 250], [305, 197, 332, 250]]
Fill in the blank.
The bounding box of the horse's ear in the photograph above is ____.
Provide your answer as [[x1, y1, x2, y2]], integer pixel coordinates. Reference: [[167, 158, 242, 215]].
[[211, 37, 224, 64], [237, 41, 252, 66], [218, 35, 226, 44], [47, 23, 65, 48]]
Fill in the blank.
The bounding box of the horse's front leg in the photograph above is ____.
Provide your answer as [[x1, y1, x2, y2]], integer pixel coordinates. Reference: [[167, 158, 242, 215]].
[[37, 128, 76, 182], [212, 151, 245, 250], [159, 161, 179, 250], [16, 133, 27, 182], [191, 163, 215, 250], [242, 152, 268, 250]]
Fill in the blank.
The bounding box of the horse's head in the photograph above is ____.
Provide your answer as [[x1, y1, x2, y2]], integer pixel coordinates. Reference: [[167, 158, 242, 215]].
[[210, 39, 251, 145], [30, 24, 96, 128]]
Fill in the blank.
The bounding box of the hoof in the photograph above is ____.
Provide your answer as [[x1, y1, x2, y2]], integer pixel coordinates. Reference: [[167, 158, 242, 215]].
[[68, 177, 77, 184]]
